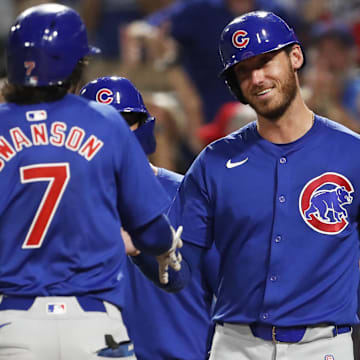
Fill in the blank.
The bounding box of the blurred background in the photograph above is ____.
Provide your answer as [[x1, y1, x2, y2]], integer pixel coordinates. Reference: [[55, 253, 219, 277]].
[[3, 0, 360, 173]]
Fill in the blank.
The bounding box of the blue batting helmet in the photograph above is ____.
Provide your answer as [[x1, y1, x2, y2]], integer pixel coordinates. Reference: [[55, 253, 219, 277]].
[[80, 76, 156, 154], [6, 3, 100, 86], [219, 11, 302, 103]]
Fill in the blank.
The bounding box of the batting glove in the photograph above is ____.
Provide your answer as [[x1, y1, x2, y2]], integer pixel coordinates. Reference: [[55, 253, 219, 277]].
[[156, 225, 183, 284]]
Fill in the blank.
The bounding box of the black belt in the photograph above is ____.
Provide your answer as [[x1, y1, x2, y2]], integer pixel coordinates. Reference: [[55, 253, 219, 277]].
[[0, 295, 106, 312]]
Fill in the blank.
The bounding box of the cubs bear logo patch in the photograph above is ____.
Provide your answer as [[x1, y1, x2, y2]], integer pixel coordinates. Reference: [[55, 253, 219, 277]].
[[299, 172, 354, 234]]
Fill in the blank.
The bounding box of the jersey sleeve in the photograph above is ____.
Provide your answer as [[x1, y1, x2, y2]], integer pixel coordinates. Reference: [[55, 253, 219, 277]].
[[171, 153, 213, 248], [113, 121, 170, 231]]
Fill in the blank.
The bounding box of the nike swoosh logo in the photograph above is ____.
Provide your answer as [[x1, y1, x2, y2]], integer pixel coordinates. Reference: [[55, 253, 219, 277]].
[[226, 157, 248, 168], [0, 322, 11, 329]]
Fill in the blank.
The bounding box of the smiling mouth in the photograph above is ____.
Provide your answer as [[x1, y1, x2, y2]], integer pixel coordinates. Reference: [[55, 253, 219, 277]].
[[256, 88, 272, 96]]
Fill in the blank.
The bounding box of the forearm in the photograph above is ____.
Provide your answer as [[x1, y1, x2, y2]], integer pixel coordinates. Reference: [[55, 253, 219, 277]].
[[129, 214, 172, 255]]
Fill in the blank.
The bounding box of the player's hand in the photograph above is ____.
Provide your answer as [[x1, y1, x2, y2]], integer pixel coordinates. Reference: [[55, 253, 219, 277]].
[[156, 226, 183, 284]]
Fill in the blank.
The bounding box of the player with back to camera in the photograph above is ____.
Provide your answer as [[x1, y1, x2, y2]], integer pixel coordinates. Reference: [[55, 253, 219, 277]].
[[170, 10, 360, 360], [80, 76, 220, 360], [0, 4, 188, 360]]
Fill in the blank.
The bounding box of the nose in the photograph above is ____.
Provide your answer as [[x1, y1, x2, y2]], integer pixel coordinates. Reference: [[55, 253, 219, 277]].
[[250, 68, 265, 85]]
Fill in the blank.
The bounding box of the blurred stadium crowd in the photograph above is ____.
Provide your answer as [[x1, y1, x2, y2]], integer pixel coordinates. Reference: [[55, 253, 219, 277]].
[[1, 0, 360, 173]]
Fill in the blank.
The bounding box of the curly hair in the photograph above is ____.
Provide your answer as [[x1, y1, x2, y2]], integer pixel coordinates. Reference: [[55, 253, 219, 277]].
[[2, 58, 88, 104]]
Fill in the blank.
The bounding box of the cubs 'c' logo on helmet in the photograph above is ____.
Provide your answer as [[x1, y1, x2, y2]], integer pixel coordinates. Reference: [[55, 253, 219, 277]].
[[232, 30, 250, 49], [96, 88, 114, 105], [299, 172, 354, 234]]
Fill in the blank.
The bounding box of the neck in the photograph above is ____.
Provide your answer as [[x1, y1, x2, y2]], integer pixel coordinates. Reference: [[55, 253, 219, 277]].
[[256, 94, 314, 144]]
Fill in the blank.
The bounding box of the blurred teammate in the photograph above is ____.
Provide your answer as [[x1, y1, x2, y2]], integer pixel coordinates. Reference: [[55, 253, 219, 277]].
[[0, 4, 186, 360], [80, 76, 219, 360], [172, 10, 360, 359]]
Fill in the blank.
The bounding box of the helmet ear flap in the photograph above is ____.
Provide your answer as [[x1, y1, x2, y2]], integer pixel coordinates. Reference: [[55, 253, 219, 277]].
[[223, 68, 248, 105]]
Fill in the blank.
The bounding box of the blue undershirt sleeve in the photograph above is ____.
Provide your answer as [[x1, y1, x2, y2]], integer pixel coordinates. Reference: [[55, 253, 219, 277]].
[[130, 240, 205, 292], [129, 214, 173, 256]]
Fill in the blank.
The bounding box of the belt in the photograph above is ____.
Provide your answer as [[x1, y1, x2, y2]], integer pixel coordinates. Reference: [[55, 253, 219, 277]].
[[250, 323, 352, 343], [0, 295, 106, 312]]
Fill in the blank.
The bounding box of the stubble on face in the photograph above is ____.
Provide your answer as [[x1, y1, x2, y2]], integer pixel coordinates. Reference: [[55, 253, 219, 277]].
[[243, 56, 298, 120]]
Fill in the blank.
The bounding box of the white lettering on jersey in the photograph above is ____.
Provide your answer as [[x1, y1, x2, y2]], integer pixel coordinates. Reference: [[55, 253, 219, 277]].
[[31, 123, 49, 145], [10, 127, 32, 151], [65, 127, 85, 152], [0, 122, 104, 171], [0, 136, 16, 161], [79, 135, 104, 161], [50, 122, 67, 147]]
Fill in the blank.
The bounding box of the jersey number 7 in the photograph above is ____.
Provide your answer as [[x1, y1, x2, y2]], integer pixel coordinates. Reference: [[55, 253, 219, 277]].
[[20, 163, 70, 249]]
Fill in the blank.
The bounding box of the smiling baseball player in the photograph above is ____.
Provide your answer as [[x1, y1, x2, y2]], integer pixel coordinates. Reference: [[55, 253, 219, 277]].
[[170, 10, 360, 360]]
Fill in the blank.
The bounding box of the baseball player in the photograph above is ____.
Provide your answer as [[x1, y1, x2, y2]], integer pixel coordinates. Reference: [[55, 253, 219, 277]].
[[171, 10, 360, 360], [80, 76, 219, 360], [0, 4, 187, 360]]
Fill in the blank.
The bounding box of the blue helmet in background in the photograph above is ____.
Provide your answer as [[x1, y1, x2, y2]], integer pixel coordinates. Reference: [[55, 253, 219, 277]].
[[6, 3, 100, 86], [80, 76, 156, 155], [219, 11, 302, 103]]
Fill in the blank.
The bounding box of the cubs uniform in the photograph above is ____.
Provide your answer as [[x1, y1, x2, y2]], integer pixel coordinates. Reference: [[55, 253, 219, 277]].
[[172, 10, 359, 359], [0, 4, 180, 360], [175, 115, 358, 359], [0, 94, 172, 359], [80, 76, 219, 360], [123, 167, 219, 360]]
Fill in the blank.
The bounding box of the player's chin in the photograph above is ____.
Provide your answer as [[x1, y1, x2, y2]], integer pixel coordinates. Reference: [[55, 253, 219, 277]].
[[259, 102, 290, 120], [248, 97, 283, 118], [247, 97, 273, 113]]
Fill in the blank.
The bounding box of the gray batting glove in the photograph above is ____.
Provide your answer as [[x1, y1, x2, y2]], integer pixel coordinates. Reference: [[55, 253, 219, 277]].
[[156, 225, 183, 284]]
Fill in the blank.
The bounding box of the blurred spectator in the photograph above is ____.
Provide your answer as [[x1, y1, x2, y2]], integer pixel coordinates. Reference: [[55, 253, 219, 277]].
[[0, 78, 5, 103], [0, 1, 16, 77], [125, 0, 255, 126], [75, 0, 174, 60], [302, 22, 360, 132], [197, 102, 257, 146], [78, 0, 143, 60], [300, 0, 360, 57], [144, 92, 186, 172]]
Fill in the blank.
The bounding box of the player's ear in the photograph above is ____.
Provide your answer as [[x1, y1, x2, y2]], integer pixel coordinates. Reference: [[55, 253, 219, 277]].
[[289, 44, 304, 70]]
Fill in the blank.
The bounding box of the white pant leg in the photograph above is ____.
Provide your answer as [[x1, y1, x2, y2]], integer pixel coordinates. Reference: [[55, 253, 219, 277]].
[[287, 328, 353, 360], [209, 323, 353, 360], [0, 297, 136, 360], [209, 323, 275, 360]]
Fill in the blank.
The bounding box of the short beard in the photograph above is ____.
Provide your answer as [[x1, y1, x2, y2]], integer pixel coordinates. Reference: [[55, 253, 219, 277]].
[[244, 61, 298, 120]]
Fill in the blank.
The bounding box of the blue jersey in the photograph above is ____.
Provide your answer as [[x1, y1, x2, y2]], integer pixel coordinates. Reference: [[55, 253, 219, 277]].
[[0, 94, 170, 308], [123, 167, 219, 360], [176, 115, 360, 326]]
